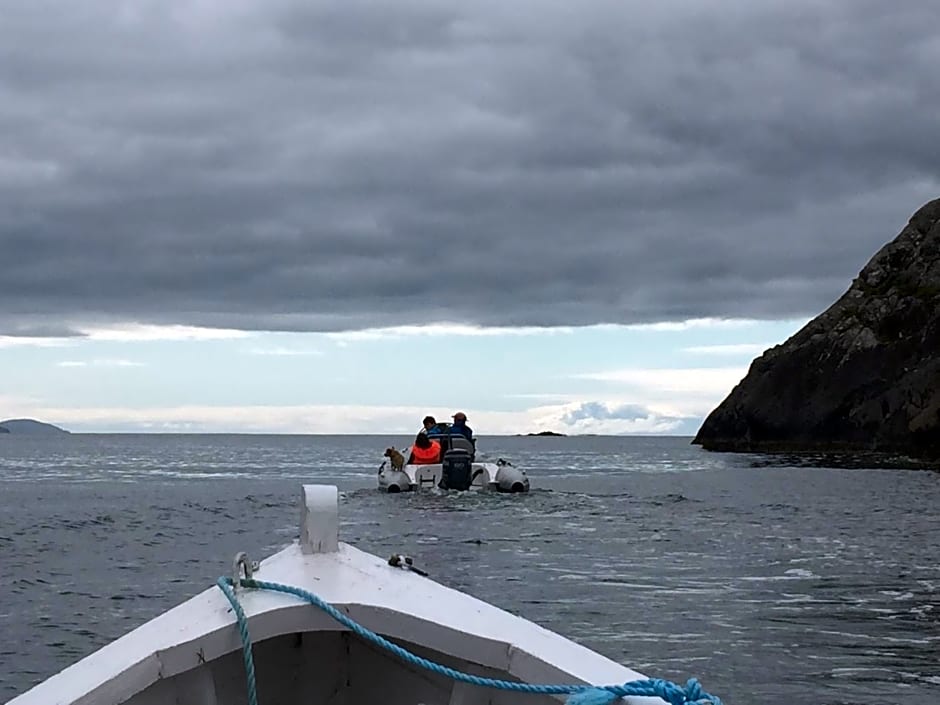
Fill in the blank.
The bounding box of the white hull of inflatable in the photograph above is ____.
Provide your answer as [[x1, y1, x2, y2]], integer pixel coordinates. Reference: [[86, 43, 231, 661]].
[[8, 485, 667, 705], [378, 460, 530, 493]]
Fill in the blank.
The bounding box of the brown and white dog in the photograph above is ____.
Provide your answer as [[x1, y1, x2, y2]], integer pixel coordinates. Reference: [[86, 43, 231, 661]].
[[384, 446, 406, 472]]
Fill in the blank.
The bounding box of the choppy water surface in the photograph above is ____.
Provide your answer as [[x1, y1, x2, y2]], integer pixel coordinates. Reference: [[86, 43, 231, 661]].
[[1, 434, 938, 705]]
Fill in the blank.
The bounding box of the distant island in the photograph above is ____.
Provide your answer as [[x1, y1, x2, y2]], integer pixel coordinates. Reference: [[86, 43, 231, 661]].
[[0, 418, 71, 435], [515, 431, 567, 437]]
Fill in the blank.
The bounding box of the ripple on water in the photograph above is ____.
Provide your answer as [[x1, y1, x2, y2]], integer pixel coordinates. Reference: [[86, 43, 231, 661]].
[[1, 435, 939, 705]]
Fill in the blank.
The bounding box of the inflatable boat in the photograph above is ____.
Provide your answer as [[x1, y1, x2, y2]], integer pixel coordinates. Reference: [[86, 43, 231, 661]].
[[378, 432, 530, 493]]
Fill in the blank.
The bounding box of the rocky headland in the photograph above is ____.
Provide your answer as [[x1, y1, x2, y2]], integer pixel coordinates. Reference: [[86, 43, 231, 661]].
[[0, 418, 71, 435], [693, 197, 940, 460]]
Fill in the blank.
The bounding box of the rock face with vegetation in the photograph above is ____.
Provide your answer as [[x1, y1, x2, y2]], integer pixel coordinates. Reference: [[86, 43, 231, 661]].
[[693, 197, 940, 459]]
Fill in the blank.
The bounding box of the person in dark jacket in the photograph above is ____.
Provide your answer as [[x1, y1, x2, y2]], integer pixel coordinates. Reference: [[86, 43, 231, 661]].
[[450, 412, 473, 440]]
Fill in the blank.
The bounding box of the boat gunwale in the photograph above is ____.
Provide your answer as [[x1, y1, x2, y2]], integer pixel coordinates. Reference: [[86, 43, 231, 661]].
[[8, 485, 659, 705]]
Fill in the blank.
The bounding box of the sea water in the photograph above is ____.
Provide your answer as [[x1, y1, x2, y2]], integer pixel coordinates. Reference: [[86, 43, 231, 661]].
[[1, 434, 938, 704]]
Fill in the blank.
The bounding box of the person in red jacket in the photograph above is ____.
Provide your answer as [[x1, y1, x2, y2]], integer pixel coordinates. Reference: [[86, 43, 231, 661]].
[[408, 432, 441, 465]]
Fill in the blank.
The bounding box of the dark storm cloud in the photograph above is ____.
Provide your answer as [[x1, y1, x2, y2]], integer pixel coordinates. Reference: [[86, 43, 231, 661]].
[[2, 0, 939, 334]]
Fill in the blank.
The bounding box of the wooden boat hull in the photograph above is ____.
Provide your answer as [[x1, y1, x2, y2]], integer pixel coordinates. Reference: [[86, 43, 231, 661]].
[[9, 485, 662, 705]]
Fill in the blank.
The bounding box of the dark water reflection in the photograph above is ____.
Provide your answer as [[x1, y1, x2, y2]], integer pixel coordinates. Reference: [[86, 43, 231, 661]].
[[1, 434, 938, 705]]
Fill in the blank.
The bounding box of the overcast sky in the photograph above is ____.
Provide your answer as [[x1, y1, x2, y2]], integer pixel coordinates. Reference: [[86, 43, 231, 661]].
[[2, 0, 937, 434]]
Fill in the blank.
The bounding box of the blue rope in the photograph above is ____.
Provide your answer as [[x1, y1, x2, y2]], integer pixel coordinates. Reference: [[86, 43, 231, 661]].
[[215, 576, 722, 705], [217, 578, 259, 705]]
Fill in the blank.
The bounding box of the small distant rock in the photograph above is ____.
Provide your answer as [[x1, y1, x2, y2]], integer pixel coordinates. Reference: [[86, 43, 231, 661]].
[[517, 430, 567, 437], [0, 418, 71, 435]]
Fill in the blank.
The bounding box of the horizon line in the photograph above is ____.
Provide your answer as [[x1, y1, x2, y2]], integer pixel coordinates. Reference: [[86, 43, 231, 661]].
[[4, 431, 698, 438]]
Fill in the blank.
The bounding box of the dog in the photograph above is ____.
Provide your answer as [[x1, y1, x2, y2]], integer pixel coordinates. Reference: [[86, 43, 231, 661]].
[[384, 446, 406, 473]]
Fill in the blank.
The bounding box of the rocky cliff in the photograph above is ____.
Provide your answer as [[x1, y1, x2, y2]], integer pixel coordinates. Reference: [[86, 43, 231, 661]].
[[693, 197, 940, 459]]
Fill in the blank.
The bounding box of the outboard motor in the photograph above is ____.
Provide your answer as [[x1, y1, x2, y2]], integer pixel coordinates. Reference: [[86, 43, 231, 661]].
[[439, 448, 474, 491]]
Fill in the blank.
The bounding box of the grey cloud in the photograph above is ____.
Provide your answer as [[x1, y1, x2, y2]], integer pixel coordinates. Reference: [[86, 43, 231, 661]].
[[560, 401, 699, 435], [2, 0, 939, 334], [562, 402, 650, 424]]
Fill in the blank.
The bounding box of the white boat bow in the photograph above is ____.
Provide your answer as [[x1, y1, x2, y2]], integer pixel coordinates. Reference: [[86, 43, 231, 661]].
[[8, 485, 721, 705]]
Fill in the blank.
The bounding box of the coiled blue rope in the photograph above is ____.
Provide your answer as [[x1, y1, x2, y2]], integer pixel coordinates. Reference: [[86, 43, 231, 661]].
[[216, 576, 722, 705]]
